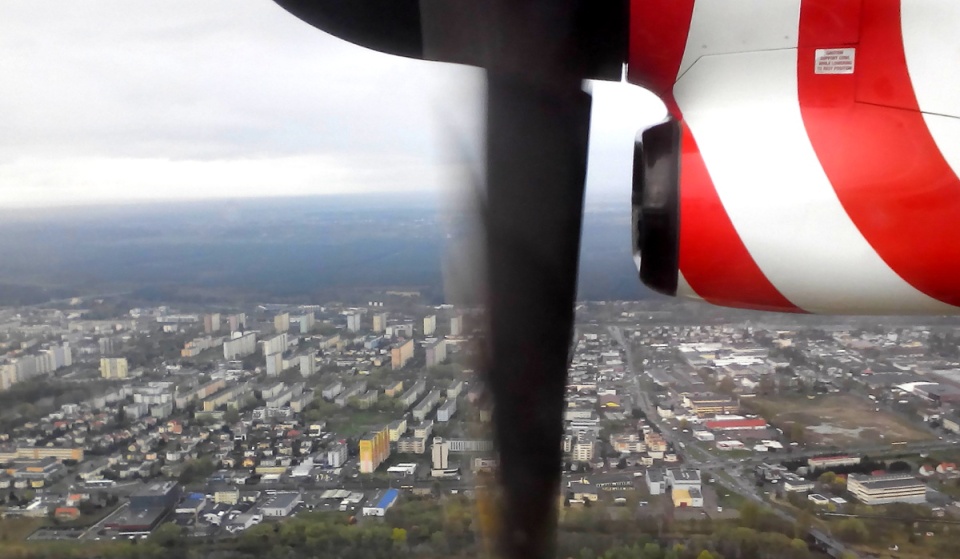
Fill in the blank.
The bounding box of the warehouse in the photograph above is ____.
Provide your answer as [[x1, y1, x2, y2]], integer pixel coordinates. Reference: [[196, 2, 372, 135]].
[[261, 492, 302, 517], [362, 489, 399, 517]]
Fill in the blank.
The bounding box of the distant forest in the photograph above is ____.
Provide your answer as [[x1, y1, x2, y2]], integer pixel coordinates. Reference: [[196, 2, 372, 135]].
[[0, 194, 649, 306]]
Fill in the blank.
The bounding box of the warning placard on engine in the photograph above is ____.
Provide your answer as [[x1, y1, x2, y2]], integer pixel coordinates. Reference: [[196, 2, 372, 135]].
[[815, 48, 855, 74]]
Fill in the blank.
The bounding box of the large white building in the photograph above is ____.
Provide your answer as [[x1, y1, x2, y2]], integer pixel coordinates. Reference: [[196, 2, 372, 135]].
[[223, 332, 257, 360], [436, 399, 457, 422], [261, 492, 301, 517], [848, 473, 927, 505], [423, 315, 436, 336]]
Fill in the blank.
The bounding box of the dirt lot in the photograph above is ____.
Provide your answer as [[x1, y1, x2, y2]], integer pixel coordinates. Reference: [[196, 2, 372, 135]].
[[747, 394, 933, 446]]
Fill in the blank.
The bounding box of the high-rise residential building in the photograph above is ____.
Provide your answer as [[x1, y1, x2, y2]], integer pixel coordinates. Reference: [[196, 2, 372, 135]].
[[98, 337, 116, 355], [359, 426, 391, 473], [371, 313, 387, 333], [391, 339, 415, 370], [265, 352, 283, 376], [299, 353, 317, 377], [436, 399, 457, 422], [572, 436, 596, 462], [450, 315, 463, 336], [298, 314, 315, 334], [203, 313, 221, 333], [431, 438, 449, 470], [425, 340, 447, 368], [261, 334, 287, 357], [100, 357, 129, 379], [274, 313, 290, 334], [228, 313, 246, 333], [346, 312, 362, 332], [223, 332, 257, 360], [423, 315, 436, 336]]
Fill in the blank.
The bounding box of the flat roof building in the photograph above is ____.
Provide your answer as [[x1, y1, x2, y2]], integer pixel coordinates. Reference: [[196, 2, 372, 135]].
[[848, 473, 927, 505]]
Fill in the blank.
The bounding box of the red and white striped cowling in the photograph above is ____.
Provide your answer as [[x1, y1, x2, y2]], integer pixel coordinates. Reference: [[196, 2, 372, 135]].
[[628, 0, 960, 314]]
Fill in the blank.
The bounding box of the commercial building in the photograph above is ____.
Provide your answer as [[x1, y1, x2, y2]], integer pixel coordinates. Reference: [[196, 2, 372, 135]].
[[100, 357, 129, 379], [359, 426, 391, 473], [672, 487, 704, 508], [437, 399, 457, 422], [362, 489, 399, 517], [391, 339, 415, 370], [783, 473, 815, 493], [130, 481, 181, 511], [683, 394, 739, 417], [425, 340, 447, 368], [262, 492, 302, 517], [665, 469, 702, 491], [807, 455, 861, 470], [848, 473, 927, 505], [423, 315, 436, 336], [223, 332, 257, 359]]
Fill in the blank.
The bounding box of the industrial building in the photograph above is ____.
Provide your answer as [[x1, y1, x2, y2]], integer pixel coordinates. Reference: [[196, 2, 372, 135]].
[[683, 394, 740, 417], [262, 492, 302, 517], [362, 489, 399, 516], [848, 473, 927, 505]]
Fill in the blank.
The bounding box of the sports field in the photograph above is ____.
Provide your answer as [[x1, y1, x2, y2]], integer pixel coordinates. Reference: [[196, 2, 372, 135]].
[[746, 394, 932, 446]]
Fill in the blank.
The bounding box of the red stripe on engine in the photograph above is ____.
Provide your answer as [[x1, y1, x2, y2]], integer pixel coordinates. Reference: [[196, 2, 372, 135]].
[[627, 0, 696, 99], [678, 123, 805, 313], [798, 0, 960, 307]]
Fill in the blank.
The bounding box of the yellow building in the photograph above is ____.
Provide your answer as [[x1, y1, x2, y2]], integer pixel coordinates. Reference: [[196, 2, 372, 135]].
[[384, 380, 404, 398], [0, 447, 84, 462], [391, 340, 414, 370], [388, 419, 408, 442], [100, 357, 129, 379], [359, 425, 391, 473]]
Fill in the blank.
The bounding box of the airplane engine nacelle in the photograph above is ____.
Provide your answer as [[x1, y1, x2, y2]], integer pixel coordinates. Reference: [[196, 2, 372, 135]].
[[630, 0, 960, 314]]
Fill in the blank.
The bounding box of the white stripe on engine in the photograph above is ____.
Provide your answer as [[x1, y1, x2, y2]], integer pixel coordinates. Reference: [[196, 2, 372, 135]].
[[673, 48, 955, 314], [678, 0, 802, 80], [901, 1, 960, 181]]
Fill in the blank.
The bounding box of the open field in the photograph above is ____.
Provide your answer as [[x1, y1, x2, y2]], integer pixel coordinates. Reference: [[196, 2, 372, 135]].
[[745, 394, 933, 446]]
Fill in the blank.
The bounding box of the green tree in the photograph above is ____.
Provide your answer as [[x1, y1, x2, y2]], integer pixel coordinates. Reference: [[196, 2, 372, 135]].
[[391, 527, 407, 546], [818, 471, 837, 485], [696, 551, 714, 559], [835, 518, 869, 544]]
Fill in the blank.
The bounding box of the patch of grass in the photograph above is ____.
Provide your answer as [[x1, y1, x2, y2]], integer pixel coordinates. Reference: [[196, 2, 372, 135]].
[[746, 395, 932, 447]]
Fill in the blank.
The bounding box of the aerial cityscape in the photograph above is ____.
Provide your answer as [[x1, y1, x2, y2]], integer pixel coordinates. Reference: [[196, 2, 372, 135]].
[[2, 231, 960, 559]]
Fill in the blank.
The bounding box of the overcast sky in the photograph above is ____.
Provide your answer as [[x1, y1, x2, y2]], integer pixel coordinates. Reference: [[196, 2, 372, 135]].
[[0, 1, 666, 208]]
